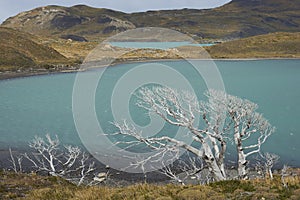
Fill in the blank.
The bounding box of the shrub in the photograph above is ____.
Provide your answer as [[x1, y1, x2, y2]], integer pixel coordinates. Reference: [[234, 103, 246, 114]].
[[209, 180, 255, 193]]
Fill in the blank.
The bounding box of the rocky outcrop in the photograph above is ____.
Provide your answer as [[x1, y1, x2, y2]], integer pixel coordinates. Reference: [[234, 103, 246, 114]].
[[99, 15, 136, 34], [60, 34, 88, 42], [3, 7, 69, 29]]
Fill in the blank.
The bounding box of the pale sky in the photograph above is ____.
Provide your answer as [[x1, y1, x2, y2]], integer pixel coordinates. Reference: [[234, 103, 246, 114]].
[[0, 0, 231, 23]]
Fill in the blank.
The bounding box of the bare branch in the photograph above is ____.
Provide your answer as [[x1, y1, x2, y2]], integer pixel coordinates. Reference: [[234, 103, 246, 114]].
[[8, 148, 23, 173], [24, 134, 96, 185]]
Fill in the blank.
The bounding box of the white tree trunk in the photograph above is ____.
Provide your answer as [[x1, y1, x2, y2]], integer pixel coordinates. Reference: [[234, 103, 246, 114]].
[[268, 168, 273, 180], [234, 129, 247, 179], [237, 150, 247, 179], [201, 141, 226, 181]]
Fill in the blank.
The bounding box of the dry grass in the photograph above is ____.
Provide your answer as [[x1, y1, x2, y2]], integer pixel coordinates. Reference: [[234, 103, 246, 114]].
[[1, 170, 300, 200], [206, 32, 300, 58], [0, 27, 75, 72], [40, 32, 300, 64], [48, 39, 99, 60]]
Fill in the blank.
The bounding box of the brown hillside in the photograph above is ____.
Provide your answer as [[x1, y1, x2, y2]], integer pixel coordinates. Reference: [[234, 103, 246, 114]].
[[1, 0, 299, 41], [0, 27, 69, 71], [206, 32, 300, 58]]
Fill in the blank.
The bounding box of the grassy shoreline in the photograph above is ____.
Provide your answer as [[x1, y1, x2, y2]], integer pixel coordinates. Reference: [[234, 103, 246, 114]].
[[1, 57, 300, 81]]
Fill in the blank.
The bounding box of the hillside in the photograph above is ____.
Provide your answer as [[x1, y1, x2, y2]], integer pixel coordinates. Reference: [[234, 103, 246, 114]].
[[206, 32, 300, 58], [1, 5, 135, 41], [127, 0, 300, 39], [0, 27, 73, 72], [45, 31, 300, 61], [1, 0, 300, 41], [0, 0, 299, 77]]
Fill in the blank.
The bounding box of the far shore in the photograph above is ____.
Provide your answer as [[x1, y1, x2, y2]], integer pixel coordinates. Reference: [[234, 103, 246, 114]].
[[1, 57, 299, 81], [0, 69, 80, 81]]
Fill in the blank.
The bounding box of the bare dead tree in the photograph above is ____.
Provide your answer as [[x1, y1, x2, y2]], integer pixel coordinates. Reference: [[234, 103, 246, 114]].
[[263, 152, 280, 180], [23, 134, 96, 185], [254, 152, 280, 179], [113, 87, 229, 181], [228, 98, 274, 179], [113, 86, 274, 181], [8, 148, 23, 173], [254, 157, 266, 178], [281, 165, 291, 188], [206, 90, 275, 179], [158, 153, 206, 185]]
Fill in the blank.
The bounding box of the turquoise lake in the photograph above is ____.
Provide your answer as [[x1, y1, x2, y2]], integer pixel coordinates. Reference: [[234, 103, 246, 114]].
[[0, 59, 299, 166]]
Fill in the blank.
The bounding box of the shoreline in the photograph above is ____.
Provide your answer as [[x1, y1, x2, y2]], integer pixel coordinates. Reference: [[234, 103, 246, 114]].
[[2, 147, 299, 185], [0, 69, 80, 81], [1, 57, 299, 81]]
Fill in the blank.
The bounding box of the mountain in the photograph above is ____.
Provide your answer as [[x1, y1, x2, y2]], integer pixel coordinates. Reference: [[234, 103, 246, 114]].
[[1, 0, 300, 41], [0, 0, 299, 75], [126, 0, 300, 39], [0, 27, 70, 71], [1, 5, 135, 41]]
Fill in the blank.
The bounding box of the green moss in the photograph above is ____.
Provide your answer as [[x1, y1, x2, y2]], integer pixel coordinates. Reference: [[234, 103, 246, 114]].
[[278, 188, 294, 199]]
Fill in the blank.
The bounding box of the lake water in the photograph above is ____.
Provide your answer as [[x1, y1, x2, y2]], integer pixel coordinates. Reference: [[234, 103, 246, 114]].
[[109, 41, 214, 49], [0, 59, 299, 166]]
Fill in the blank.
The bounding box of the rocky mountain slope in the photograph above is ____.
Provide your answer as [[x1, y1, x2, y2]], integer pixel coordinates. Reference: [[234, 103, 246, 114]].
[[1, 0, 300, 41], [1, 5, 135, 41]]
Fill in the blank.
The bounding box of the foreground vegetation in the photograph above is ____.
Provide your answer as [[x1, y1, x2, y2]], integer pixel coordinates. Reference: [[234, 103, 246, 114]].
[[1, 170, 299, 199]]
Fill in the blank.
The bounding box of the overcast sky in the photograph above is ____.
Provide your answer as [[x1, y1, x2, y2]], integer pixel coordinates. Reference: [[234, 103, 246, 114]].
[[0, 0, 231, 23]]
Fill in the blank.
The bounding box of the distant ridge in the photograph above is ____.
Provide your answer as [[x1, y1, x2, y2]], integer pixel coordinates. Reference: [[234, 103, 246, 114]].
[[1, 0, 299, 40]]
